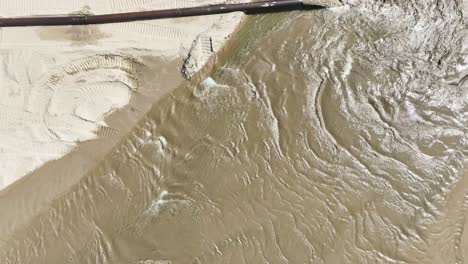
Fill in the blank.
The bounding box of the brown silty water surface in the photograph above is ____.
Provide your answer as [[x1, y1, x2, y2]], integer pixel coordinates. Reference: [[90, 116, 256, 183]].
[[1, 0, 468, 263]]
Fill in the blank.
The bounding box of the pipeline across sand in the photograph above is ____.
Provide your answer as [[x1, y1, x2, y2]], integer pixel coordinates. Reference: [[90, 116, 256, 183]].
[[0, 0, 322, 27]]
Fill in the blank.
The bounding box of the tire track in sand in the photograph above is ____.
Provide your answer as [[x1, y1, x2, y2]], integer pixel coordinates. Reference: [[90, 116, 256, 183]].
[[98, 22, 194, 41], [18, 54, 142, 146], [27, 54, 140, 114]]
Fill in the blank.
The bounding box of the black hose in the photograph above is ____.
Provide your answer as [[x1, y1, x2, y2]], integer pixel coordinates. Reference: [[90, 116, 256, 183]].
[[0, 0, 306, 27]]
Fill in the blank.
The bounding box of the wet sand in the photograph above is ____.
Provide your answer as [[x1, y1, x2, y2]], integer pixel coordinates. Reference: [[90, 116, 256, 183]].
[[0, 55, 184, 237], [0, 1, 249, 252], [0, 1, 246, 190]]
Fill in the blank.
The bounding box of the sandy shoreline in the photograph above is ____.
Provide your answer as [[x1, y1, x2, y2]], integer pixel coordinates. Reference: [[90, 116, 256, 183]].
[[0, 1, 251, 244], [0, 1, 247, 192]]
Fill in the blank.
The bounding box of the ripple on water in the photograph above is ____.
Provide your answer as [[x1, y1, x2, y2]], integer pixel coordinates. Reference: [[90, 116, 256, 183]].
[[1, 1, 468, 263]]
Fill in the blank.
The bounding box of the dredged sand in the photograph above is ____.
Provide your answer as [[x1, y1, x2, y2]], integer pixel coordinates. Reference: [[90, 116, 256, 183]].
[[0, 0, 247, 190]]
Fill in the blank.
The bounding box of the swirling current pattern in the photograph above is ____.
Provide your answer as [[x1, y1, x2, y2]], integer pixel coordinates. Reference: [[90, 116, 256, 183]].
[[1, 0, 467, 263]]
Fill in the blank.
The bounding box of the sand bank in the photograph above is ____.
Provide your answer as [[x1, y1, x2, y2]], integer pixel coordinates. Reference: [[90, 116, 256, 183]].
[[0, 0, 247, 191]]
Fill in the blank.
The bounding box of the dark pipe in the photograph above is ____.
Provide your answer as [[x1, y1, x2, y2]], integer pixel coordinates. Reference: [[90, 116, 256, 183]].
[[0, 0, 307, 27]]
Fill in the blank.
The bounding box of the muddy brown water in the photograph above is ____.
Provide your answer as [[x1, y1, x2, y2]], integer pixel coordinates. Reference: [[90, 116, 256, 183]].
[[1, 1, 468, 263]]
